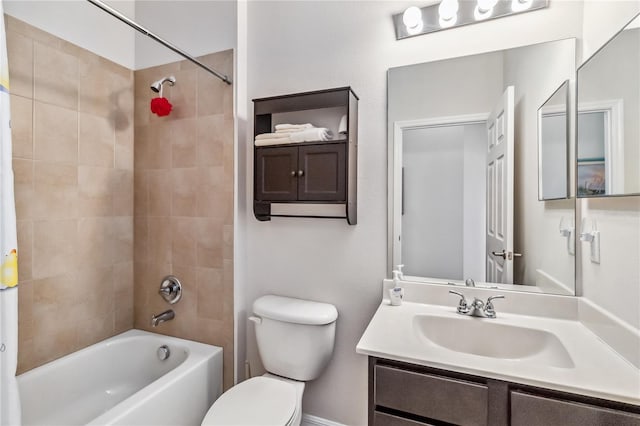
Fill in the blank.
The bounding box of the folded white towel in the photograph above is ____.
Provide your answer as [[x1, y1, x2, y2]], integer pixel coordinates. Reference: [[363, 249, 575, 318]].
[[338, 114, 347, 134], [274, 128, 303, 134], [275, 123, 314, 131], [255, 132, 291, 140], [255, 137, 294, 147], [289, 128, 333, 143]]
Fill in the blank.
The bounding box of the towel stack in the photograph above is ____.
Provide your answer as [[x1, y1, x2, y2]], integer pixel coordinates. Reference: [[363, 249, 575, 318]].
[[255, 123, 333, 146]]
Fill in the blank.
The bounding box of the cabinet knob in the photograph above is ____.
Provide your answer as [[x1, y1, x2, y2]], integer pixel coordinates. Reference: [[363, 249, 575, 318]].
[[298, 170, 304, 177], [291, 171, 297, 177]]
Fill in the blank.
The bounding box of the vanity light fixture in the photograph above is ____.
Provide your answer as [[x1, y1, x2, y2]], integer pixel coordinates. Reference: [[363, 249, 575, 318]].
[[393, 0, 548, 39]]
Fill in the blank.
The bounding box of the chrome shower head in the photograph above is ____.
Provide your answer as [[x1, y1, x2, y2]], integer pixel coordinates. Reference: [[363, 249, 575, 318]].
[[150, 76, 176, 93]]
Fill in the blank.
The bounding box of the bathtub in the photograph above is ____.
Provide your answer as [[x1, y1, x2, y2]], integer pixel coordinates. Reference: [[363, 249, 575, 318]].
[[18, 330, 223, 426]]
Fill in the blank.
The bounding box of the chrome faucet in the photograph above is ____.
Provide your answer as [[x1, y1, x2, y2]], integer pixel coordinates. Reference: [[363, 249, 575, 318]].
[[449, 290, 505, 318], [465, 278, 475, 287], [151, 309, 175, 327]]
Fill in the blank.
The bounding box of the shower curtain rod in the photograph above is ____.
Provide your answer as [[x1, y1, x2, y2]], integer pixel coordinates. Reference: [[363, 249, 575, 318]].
[[86, 0, 232, 85]]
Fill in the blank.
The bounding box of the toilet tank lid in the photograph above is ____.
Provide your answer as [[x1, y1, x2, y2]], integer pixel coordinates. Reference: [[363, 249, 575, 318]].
[[253, 295, 338, 325]]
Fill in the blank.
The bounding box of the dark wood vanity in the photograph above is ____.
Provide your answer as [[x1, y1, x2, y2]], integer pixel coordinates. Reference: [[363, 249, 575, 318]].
[[369, 357, 640, 426]]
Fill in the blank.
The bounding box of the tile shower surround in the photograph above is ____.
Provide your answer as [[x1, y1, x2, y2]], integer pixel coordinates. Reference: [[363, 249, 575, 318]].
[[133, 51, 234, 390], [7, 15, 135, 373], [6, 15, 234, 390]]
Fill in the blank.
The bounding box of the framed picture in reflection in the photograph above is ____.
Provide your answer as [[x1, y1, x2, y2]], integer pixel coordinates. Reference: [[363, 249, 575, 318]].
[[577, 160, 605, 196]]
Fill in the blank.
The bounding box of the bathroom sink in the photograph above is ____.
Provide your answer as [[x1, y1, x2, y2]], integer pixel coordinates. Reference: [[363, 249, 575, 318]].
[[413, 314, 575, 368]]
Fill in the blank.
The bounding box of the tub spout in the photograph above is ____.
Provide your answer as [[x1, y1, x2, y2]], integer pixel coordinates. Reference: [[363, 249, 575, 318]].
[[151, 309, 175, 327]]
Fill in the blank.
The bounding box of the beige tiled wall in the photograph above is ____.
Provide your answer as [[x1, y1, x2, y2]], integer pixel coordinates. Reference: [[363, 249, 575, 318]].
[[7, 15, 234, 388], [133, 51, 234, 389], [6, 16, 135, 373]]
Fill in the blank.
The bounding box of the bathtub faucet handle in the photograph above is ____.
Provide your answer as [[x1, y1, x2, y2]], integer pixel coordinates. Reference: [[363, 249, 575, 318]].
[[159, 276, 182, 304]]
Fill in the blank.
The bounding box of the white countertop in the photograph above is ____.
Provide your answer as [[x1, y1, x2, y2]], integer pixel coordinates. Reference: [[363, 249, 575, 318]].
[[356, 281, 640, 406]]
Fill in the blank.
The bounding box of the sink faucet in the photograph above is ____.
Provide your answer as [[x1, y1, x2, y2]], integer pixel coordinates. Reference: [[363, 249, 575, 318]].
[[449, 291, 505, 318], [151, 309, 175, 327]]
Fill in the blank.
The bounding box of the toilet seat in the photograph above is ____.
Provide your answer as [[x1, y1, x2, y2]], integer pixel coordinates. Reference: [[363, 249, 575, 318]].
[[201, 376, 297, 426]]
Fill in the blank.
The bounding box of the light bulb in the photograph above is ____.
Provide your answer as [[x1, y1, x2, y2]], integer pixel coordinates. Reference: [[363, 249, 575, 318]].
[[438, 0, 459, 21], [439, 14, 458, 28], [402, 6, 423, 30], [511, 0, 532, 12], [474, 5, 493, 20], [477, 0, 498, 13]]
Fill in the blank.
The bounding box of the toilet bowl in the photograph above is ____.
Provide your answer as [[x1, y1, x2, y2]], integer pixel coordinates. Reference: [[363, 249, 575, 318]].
[[201, 374, 304, 426], [200, 295, 337, 426]]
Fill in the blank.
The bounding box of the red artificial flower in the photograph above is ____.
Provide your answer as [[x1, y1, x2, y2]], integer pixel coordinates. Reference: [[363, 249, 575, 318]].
[[150, 97, 173, 117]]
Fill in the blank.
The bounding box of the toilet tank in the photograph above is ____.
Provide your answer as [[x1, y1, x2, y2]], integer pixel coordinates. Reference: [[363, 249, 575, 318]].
[[252, 295, 338, 381]]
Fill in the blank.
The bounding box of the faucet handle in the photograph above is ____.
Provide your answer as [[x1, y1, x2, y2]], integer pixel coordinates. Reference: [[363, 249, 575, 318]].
[[484, 295, 505, 317], [449, 290, 470, 314]]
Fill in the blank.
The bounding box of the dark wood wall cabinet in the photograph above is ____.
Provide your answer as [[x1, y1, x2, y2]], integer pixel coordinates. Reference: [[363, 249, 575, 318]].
[[253, 87, 358, 224], [369, 357, 640, 426]]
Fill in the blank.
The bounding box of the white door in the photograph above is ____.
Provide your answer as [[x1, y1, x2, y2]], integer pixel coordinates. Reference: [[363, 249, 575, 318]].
[[486, 86, 515, 284]]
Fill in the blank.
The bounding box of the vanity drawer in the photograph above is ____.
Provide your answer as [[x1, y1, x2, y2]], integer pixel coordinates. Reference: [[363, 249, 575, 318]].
[[373, 411, 435, 426], [374, 365, 489, 426], [511, 391, 640, 426]]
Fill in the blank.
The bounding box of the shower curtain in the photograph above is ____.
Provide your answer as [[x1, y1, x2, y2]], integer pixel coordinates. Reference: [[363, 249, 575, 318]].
[[0, 0, 21, 424]]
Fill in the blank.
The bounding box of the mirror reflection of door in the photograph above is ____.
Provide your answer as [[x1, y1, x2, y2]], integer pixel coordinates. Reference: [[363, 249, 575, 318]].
[[400, 88, 515, 284], [486, 86, 515, 284]]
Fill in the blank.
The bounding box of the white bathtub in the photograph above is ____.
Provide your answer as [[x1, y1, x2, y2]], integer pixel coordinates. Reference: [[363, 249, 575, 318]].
[[18, 330, 223, 426]]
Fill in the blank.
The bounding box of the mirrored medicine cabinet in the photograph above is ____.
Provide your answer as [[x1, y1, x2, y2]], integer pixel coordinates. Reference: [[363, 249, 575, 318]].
[[576, 14, 640, 198], [538, 80, 570, 202]]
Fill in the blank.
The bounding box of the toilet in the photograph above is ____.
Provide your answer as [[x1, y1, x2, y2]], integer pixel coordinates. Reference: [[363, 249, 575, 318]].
[[201, 295, 338, 426]]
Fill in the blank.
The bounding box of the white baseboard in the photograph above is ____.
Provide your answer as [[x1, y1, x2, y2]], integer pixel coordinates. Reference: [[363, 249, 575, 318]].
[[301, 413, 347, 426]]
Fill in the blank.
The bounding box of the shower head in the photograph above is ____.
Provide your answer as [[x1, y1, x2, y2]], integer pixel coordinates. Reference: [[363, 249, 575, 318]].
[[150, 76, 176, 93]]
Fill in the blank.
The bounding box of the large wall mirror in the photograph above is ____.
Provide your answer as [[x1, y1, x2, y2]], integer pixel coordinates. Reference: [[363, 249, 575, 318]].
[[388, 38, 576, 296], [577, 14, 639, 197]]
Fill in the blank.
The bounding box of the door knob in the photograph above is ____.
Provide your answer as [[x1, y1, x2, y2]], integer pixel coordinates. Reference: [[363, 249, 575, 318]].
[[491, 250, 522, 260], [491, 250, 507, 259], [298, 170, 304, 177], [291, 171, 297, 177]]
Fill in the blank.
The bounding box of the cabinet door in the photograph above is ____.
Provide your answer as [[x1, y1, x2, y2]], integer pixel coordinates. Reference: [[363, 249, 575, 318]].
[[298, 143, 346, 201], [374, 412, 434, 426], [511, 391, 640, 426], [375, 365, 489, 426], [255, 146, 298, 201]]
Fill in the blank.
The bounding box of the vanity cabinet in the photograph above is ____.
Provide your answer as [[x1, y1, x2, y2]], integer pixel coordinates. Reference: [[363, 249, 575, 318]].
[[369, 358, 640, 426], [253, 87, 358, 224]]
